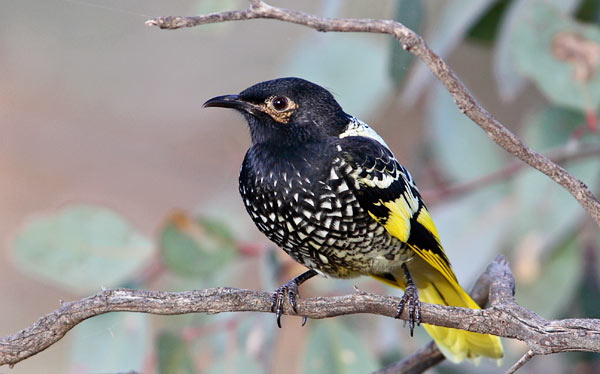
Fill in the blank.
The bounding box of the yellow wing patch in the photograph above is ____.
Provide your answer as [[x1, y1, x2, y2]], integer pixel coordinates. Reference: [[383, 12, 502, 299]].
[[416, 207, 440, 240], [373, 196, 457, 285], [365, 188, 420, 243]]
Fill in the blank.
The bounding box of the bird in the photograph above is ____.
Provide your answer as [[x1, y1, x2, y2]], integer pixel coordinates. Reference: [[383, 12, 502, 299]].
[[203, 77, 503, 363]]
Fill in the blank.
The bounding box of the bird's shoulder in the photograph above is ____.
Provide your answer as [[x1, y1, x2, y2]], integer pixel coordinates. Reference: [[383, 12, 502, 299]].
[[335, 134, 416, 195]]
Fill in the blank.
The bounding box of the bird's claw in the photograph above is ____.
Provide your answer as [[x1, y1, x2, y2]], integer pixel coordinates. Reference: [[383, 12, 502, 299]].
[[270, 279, 306, 328], [395, 282, 421, 336]]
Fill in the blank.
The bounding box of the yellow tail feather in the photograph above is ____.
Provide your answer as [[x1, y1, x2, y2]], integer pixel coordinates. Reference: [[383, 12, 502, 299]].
[[372, 258, 503, 363], [418, 281, 503, 363]]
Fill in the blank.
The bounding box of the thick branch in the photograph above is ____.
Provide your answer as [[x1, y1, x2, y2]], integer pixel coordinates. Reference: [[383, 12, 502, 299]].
[[145, 1, 600, 226], [1, 256, 599, 369]]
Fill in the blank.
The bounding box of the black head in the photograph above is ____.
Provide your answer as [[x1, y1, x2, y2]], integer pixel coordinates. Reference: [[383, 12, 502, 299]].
[[203, 77, 350, 146]]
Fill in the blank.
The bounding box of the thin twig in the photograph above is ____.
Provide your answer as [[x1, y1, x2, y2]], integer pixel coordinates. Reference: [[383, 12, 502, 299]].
[[1, 256, 599, 369], [145, 0, 600, 226], [506, 349, 535, 374], [422, 144, 600, 205]]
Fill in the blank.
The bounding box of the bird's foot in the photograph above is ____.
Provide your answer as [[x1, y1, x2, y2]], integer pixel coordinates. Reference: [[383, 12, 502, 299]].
[[270, 269, 317, 328], [394, 263, 421, 336], [395, 283, 421, 336], [271, 279, 304, 328]]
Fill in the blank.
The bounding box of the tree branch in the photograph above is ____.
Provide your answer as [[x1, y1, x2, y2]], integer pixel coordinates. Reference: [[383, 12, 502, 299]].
[[374, 342, 444, 374], [1, 256, 599, 371], [145, 0, 600, 226]]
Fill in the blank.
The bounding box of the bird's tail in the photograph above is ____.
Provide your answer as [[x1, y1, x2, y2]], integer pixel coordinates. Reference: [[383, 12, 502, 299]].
[[415, 276, 503, 363], [373, 258, 503, 363]]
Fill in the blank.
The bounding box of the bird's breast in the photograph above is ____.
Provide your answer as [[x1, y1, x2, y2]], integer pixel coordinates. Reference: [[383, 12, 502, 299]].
[[238, 147, 408, 277]]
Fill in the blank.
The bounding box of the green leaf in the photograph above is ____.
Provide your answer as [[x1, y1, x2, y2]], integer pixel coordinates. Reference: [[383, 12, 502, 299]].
[[302, 321, 378, 374], [389, 0, 423, 87], [160, 212, 236, 277], [281, 33, 391, 119], [510, 2, 600, 111], [157, 331, 195, 374], [11, 204, 153, 294], [494, 0, 581, 102], [70, 313, 148, 372]]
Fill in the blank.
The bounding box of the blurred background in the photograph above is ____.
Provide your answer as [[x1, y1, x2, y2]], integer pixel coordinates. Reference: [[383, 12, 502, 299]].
[[2, 0, 600, 373]]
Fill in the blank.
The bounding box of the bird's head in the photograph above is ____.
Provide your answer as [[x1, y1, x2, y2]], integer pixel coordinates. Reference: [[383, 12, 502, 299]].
[[203, 77, 349, 146]]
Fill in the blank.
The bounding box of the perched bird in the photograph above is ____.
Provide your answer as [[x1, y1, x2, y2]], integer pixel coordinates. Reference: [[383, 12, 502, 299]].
[[203, 77, 503, 363]]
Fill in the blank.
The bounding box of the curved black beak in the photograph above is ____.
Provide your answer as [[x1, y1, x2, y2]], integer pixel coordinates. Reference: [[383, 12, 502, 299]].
[[203, 94, 257, 114]]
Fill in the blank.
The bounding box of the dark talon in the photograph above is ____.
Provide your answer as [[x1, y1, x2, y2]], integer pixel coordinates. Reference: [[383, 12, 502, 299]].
[[270, 269, 318, 328], [394, 263, 421, 337]]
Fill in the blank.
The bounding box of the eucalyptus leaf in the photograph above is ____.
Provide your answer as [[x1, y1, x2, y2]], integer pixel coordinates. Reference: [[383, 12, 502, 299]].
[[493, 0, 581, 101], [510, 2, 600, 111], [70, 313, 148, 373], [160, 212, 236, 278], [11, 204, 153, 294]]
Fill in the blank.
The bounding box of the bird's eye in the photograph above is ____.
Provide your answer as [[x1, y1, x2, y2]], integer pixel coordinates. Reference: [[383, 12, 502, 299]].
[[271, 96, 289, 111]]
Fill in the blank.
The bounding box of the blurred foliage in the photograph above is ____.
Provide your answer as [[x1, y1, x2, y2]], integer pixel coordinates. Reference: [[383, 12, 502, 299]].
[[302, 320, 378, 373], [160, 212, 236, 278], [493, 0, 581, 101], [576, 0, 600, 23], [466, 0, 510, 44], [401, 0, 497, 103], [11, 204, 153, 294], [70, 313, 149, 373], [511, 2, 600, 111], [157, 331, 195, 374], [9, 0, 600, 373]]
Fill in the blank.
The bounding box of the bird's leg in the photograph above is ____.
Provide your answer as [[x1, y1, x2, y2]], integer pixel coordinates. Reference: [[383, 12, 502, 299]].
[[395, 263, 421, 336], [271, 269, 318, 328]]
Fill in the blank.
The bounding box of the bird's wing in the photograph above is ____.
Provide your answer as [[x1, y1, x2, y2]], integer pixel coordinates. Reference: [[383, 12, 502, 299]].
[[338, 136, 456, 283]]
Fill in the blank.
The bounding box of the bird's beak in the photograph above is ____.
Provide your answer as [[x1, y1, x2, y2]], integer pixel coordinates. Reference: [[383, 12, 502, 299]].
[[203, 94, 257, 114]]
